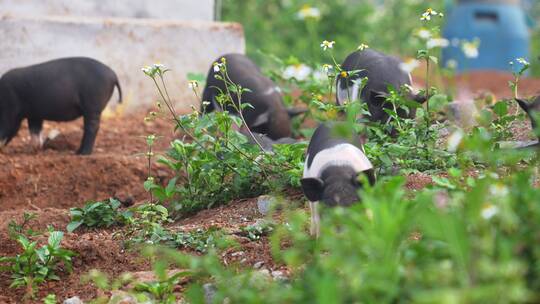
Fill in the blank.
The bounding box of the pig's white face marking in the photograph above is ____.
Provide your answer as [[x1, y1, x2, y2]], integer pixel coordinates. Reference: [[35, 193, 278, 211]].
[[251, 111, 270, 127], [261, 86, 279, 96], [336, 79, 361, 105], [30, 133, 43, 149], [303, 143, 373, 179]]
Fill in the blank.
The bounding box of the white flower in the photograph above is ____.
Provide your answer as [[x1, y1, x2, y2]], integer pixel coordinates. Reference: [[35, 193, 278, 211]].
[[516, 57, 530, 66], [320, 40, 335, 51], [427, 38, 449, 49], [445, 59, 458, 70], [417, 29, 432, 40], [399, 59, 420, 73], [213, 62, 223, 72], [188, 80, 199, 89], [283, 64, 312, 81], [421, 8, 443, 21], [142, 63, 167, 77], [322, 64, 333, 73], [461, 40, 480, 58], [489, 183, 509, 197], [297, 5, 321, 20], [357, 43, 369, 51], [447, 129, 464, 152], [481, 204, 498, 220]]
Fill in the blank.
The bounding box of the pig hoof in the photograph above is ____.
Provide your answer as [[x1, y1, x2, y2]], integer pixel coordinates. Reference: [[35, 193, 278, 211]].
[[76, 149, 92, 155]]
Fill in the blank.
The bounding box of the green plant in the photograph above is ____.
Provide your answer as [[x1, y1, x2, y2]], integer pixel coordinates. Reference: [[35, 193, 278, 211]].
[[141, 63, 306, 216], [0, 230, 76, 298], [222, 0, 445, 66], [67, 198, 133, 232], [42, 294, 56, 304], [238, 220, 275, 241], [7, 212, 38, 238], [84, 257, 190, 304], [169, 227, 231, 253], [124, 203, 172, 245]]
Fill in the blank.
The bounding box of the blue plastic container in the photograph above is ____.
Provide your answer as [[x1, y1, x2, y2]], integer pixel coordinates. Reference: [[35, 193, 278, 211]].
[[442, 2, 530, 73]]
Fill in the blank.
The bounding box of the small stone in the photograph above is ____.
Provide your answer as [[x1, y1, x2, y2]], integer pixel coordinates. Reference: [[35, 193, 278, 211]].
[[253, 261, 264, 269], [257, 195, 277, 215], [203, 283, 217, 304], [271, 270, 286, 281], [231, 251, 244, 257], [63, 296, 84, 304]]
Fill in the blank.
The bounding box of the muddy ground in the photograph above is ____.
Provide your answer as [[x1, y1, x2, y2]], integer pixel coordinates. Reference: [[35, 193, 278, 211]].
[[0, 72, 539, 303]]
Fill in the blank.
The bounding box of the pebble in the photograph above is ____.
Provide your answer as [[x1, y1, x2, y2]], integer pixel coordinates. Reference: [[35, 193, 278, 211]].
[[257, 195, 276, 215], [271, 270, 286, 281], [203, 283, 216, 304], [63, 296, 84, 304], [253, 261, 265, 269]]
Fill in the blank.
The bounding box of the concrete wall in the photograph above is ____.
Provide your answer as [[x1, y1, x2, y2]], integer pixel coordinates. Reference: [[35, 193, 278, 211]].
[[0, 15, 245, 112], [0, 0, 215, 21]]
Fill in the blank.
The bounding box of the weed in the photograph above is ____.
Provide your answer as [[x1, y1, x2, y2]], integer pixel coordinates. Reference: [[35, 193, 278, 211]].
[[67, 198, 133, 233], [0, 230, 76, 298], [7, 212, 38, 238], [239, 220, 275, 241], [141, 63, 306, 216]]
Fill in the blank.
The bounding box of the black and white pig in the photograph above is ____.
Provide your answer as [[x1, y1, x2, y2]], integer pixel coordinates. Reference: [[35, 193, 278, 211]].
[[202, 53, 305, 140], [336, 49, 427, 124], [516, 96, 540, 148], [0, 57, 122, 155], [301, 123, 376, 236]]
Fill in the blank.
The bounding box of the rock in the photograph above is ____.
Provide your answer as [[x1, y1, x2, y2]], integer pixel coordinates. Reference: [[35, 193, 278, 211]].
[[63, 296, 84, 304], [203, 283, 217, 304], [110, 291, 137, 304], [271, 270, 286, 281], [257, 195, 277, 215], [253, 261, 265, 269], [231, 251, 244, 257]]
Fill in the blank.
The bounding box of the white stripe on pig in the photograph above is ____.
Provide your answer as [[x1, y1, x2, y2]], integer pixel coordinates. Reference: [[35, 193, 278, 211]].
[[303, 143, 373, 178]]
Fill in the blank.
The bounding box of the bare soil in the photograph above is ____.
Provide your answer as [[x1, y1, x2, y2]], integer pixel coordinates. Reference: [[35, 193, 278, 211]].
[[0, 72, 538, 303]]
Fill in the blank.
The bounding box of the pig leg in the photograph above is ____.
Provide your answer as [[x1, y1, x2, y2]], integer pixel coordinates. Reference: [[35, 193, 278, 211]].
[[77, 114, 100, 155], [309, 201, 320, 238], [28, 118, 44, 150]]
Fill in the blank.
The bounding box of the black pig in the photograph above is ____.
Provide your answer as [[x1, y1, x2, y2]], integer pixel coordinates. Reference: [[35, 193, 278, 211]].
[[0, 57, 122, 155], [301, 123, 376, 236], [516, 96, 540, 148], [336, 49, 426, 124], [202, 54, 305, 140]]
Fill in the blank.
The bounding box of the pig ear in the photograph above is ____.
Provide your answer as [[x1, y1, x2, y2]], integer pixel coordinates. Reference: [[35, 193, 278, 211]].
[[413, 93, 428, 104], [353, 170, 376, 187], [301, 178, 325, 201], [251, 111, 270, 127], [516, 98, 530, 113], [287, 107, 308, 118], [364, 169, 376, 186]]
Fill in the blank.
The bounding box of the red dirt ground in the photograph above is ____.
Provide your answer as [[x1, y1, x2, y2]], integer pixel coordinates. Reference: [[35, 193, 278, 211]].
[[0, 72, 538, 303]]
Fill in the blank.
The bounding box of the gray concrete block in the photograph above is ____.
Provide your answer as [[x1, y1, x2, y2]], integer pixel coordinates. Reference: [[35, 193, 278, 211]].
[[0, 0, 215, 21], [0, 15, 245, 112]]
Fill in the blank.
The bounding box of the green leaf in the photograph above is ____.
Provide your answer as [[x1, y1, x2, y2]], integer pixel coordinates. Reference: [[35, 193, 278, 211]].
[[493, 101, 509, 117], [48, 231, 64, 248], [66, 221, 83, 233]]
